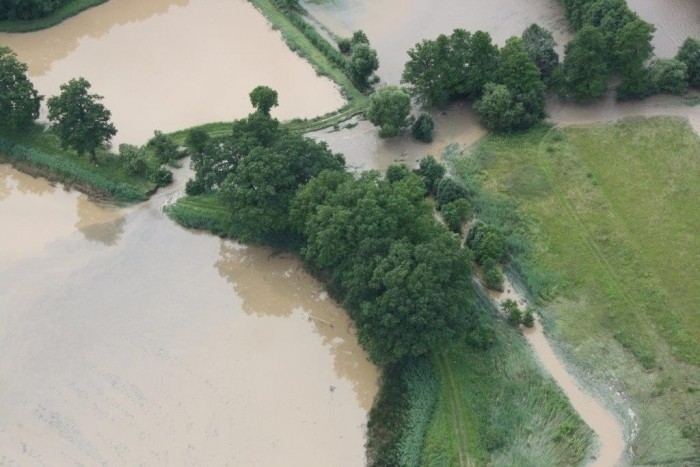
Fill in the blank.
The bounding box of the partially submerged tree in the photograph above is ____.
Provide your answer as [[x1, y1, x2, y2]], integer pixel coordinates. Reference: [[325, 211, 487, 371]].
[[0, 46, 42, 133], [47, 78, 117, 162], [521, 23, 559, 83], [558, 25, 609, 102], [348, 43, 379, 90], [366, 86, 411, 138], [411, 112, 434, 143], [249, 85, 279, 115]]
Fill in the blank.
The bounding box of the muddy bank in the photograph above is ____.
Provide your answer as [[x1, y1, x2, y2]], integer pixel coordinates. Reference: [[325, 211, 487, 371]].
[[488, 275, 627, 466], [0, 165, 378, 465], [0, 0, 345, 146]]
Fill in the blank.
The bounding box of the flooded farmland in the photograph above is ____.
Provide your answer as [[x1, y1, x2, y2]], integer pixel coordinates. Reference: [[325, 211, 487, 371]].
[[0, 0, 345, 146], [0, 164, 378, 465]]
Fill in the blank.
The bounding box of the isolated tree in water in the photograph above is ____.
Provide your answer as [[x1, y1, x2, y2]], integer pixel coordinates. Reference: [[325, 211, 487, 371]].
[[0, 47, 42, 133], [366, 85, 411, 138], [348, 43, 379, 90], [249, 85, 279, 115], [47, 78, 116, 162]]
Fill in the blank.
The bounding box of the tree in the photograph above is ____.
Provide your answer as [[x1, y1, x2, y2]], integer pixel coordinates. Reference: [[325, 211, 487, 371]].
[[474, 83, 527, 133], [497, 37, 546, 122], [337, 37, 352, 54], [47, 78, 117, 162], [416, 155, 445, 195], [614, 18, 655, 100], [441, 198, 471, 234], [436, 177, 468, 207], [366, 86, 411, 138], [148, 130, 179, 163], [649, 59, 688, 95], [385, 164, 412, 183], [411, 112, 434, 143], [402, 35, 453, 107], [559, 25, 609, 102], [249, 85, 279, 115], [0, 0, 68, 20], [467, 221, 506, 265], [0, 47, 42, 133], [521, 24, 559, 83], [351, 30, 370, 47], [348, 43, 379, 90], [676, 37, 700, 88]]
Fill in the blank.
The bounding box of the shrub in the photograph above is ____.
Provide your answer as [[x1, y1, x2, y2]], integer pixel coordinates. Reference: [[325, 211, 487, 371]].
[[676, 37, 700, 88], [411, 112, 434, 143], [185, 177, 205, 196], [522, 307, 535, 328], [366, 86, 411, 138], [436, 177, 468, 207], [416, 155, 445, 195], [337, 37, 352, 54], [118, 143, 148, 176], [150, 167, 173, 187], [386, 164, 411, 183], [441, 198, 472, 234], [467, 221, 506, 265], [483, 259, 505, 292], [649, 58, 689, 95], [148, 130, 180, 164], [502, 299, 521, 326]]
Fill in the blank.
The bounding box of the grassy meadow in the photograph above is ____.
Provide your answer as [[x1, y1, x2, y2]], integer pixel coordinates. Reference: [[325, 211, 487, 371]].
[[449, 117, 699, 464]]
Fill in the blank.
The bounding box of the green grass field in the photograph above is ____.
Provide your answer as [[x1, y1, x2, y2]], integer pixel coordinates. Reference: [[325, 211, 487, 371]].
[[0, 0, 106, 32], [450, 117, 699, 464], [0, 125, 157, 203]]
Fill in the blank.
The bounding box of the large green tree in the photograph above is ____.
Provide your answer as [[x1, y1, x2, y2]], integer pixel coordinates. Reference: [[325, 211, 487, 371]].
[[676, 37, 700, 88], [366, 86, 411, 138], [521, 23, 559, 83], [558, 25, 609, 102], [348, 43, 379, 90], [0, 47, 42, 133], [47, 78, 117, 161], [249, 85, 279, 115], [402, 34, 453, 107]]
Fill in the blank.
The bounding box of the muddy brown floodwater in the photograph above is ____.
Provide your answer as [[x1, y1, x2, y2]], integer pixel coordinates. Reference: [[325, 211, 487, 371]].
[[0, 164, 379, 465], [0, 0, 345, 146], [627, 0, 700, 58]]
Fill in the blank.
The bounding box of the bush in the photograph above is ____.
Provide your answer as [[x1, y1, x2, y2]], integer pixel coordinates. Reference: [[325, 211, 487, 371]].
[[118, 143, 148, 176], [615, 68, 654, 101], [676, 37, 700, 88], [649, 58, 689, 95], [148, 130, 180, 164], [150, 167, 173, 187], [502, 299, 521, 326], [366, 86, 411, 138], [386, 164, 411, 183], [522, 307, 535, 328], [416, 155, 445, 195], [483, 259, 505, 292], [185, 177, 205, 196], [441, 198, 472, 234], [466, 221, 506, 265], [337, 37, 352, 54], [411, 112, 434, 143], [436, 177, 468, 207]]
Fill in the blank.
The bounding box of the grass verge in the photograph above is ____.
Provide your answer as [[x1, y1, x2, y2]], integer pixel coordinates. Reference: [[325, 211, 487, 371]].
[[0, 126, 157, 203], [422, 293, 594, 466], [450, 117, 699, 463], [0, 0, 106, 33]]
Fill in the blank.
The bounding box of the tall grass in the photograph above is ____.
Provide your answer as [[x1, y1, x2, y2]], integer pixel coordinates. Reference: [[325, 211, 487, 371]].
[[0, 0, 106, 32], [397, 359, 438, 467]]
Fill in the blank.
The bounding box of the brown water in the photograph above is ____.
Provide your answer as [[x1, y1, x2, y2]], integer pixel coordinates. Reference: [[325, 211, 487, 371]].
[[311, 101, 485, 171], [627, 0, 700, 58], [488, 275, 627, 466], [0, 164, 378, 465], [0, 0, 345, 146]]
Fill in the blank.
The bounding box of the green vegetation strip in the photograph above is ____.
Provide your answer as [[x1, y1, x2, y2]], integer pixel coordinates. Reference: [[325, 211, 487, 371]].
[[0, 0, 106, 33], [0, 128, 155, 203], [451, 117, 699, 463], [170, 0, 367, 144]]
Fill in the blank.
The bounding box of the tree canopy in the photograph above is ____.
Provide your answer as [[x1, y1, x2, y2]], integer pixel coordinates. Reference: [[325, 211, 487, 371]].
[[521, 23, 559, 82], [249, 85, 279, 115], [366, 86, 412, 138], [676, 37, 700, 88], [558, 25, 609, 102], [0, 0, 69, 20], [348, 43, 379, 90], [0, 46, 42, 133], [47, 77, 117, 161]]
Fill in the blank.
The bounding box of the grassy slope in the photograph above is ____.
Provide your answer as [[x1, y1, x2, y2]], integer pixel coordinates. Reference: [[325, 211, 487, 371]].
[[451, 117, 699, 463], [169, 0, 367, 144], [0, 0, 106, 32], [0, 126, 157, 203], [423, 309, 593, 466]]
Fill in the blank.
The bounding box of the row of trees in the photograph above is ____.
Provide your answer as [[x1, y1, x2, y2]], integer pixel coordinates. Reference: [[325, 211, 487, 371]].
[[185, 87, 483, 365], [558, 0, 699, 100], [0, 0, 70, 21]]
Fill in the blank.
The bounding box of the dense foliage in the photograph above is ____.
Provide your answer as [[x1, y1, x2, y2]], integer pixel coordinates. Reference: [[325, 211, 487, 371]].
[[366, 86, 411, 138], [348, 43, 379, 90], [47, 78, 116, 161], [521, 23, 559, 83], [676, 37, 700, 88], [557, 25, 609, 102], [649, 59, 688, 95], [0, 0, 70, 20], [0, 47, 42, 133], [411, 112, 434, 143]]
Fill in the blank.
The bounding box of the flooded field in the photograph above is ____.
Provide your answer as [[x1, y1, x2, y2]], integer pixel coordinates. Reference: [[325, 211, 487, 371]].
[[627, 0, 700, 58], [0, 165, 378, 465], [0, 0, 345, 146]]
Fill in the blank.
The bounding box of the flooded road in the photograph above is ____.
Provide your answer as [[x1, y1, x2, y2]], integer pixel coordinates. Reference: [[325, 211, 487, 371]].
[[488, 276, 627, 467], [0, 0, 345, 146], [0, 164, 378, 465]]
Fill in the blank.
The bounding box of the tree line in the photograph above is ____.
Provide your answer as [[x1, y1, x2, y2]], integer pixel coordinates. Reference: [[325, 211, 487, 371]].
[[0, 0, 71, 20], [184, 86, 494, 365]]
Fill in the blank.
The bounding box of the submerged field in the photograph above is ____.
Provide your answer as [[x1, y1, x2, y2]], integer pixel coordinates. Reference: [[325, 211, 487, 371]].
[[450, 117, 699, 464]]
